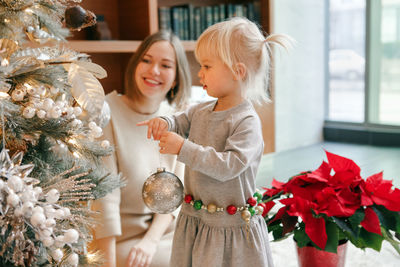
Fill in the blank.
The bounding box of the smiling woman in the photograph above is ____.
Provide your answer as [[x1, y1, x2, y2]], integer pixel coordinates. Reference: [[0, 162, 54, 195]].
[[91, 30, 192, 267]]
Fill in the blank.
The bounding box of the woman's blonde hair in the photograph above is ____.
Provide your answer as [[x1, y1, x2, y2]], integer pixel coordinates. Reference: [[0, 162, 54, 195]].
[[125, 30, 191, 109], [195, 17, 291, 103]]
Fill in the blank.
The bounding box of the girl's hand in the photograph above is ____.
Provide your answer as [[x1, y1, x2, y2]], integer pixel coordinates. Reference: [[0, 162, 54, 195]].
[[136, 118, 168, 140], [125, 238, 157, 267], [159, 132, 184, 155]]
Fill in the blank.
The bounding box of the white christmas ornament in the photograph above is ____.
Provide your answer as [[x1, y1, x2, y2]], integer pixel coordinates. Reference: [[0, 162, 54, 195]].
[[7, 175, 23, 192], [64, 229, 79, 243], [7, 191, 20, 207], [101, 140, 110, 148], [68, 252, 79, 266], [11, 89, 25, 101], [42, 236, 54, 247], [31, 212, 46, 227], [36, 109, 46, 119], [46, 188, 60, 203], [42, 98, 54, 110], [49, 106, 61, 119], [51, 248, 63, 262], [22, 106, 36, 118]]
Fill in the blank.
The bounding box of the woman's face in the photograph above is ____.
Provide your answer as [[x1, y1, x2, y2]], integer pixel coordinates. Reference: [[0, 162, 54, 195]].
[[134, 41, 177, 102]]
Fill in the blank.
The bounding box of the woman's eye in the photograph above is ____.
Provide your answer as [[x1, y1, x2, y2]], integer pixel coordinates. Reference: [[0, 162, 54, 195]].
[[142, 58, 150, 63], [162, 64, 172, 69], [203, 65, 210, 69]]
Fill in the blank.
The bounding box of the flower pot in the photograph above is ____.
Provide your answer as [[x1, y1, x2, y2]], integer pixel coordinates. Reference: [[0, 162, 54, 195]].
[[296, 241, 348, 267]]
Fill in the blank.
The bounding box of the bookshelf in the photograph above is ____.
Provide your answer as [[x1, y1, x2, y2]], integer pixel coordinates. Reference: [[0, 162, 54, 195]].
[[67, 0, 274, 153]]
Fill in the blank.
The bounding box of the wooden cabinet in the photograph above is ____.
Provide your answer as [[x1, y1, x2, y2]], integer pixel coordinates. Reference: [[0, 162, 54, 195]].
[[67, 0, 274, 153]]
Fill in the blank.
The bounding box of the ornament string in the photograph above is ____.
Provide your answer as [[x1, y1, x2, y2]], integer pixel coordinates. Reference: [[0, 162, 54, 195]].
[[158, 141, 162, 168]]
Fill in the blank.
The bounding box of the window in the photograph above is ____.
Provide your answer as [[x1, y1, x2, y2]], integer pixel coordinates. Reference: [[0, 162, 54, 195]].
[[327, 0, 400, 127], [328, 0, 366, 122]]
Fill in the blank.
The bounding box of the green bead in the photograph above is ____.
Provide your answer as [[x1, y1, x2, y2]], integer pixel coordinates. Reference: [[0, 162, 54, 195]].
[[248, 206, 255, 216], [194, 200, 203, 210], [253, 192, 263, 202]]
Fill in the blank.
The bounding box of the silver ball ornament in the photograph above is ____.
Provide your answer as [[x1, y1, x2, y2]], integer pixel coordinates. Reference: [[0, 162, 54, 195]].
[[142, 168, 184, 214]]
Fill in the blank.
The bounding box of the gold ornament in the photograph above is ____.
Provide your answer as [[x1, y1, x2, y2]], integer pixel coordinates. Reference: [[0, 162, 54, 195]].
[[207, 203, 217, 213]]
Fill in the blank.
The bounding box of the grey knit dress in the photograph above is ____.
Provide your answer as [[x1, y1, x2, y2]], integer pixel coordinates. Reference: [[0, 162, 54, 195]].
[[163, 100, 274, 267]]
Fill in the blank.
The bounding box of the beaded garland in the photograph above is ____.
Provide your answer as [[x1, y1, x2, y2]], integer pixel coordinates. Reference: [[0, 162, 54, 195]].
[[184, 191, 265, 223]]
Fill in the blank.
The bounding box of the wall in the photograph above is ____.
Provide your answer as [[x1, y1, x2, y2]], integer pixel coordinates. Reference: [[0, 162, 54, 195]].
[[272, 0, 327, 152]]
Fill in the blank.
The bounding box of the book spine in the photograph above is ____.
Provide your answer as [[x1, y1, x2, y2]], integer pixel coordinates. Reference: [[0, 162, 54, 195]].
[[212, 5, 219, 24], [171, 7, 180, 38]]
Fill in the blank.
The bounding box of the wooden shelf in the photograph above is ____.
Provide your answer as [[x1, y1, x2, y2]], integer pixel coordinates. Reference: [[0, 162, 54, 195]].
[[67, 40, 196, 53], [66, 40, 141, 53], [27, 40, 196, 53]]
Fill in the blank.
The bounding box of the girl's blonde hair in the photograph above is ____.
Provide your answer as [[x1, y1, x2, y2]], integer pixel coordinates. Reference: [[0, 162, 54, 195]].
[[125, 30, 191, 109], [195, 17, 291, 103]]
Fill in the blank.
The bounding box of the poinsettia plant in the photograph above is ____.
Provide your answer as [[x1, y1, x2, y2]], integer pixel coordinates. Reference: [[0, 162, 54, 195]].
[[261, 150, 400, 254]]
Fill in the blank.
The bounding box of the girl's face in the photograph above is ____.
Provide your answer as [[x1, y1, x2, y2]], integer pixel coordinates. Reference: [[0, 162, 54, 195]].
[[135, 41, 177, 102], [197, 54, 239, 100]]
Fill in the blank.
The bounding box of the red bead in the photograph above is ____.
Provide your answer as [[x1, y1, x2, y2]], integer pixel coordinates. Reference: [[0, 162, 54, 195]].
[[247, 197, 257, 207], [226, 205, 237, 215], [184, 194, 193, 204]]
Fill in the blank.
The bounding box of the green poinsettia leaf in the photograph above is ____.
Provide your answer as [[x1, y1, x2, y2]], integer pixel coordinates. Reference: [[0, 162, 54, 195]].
[[267, 220, 282, 233], [373, 205, 400, 232], [359, 228, 384, 251], [349, 209, 365, 232], [324, 221, 340, 253], [333, 217, 359, 239], [294, 224, 311, 248], [272, 226, 283, 240]]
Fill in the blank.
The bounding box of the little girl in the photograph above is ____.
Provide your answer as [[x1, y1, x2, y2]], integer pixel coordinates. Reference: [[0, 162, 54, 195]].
[[138, 17, 290, 267]]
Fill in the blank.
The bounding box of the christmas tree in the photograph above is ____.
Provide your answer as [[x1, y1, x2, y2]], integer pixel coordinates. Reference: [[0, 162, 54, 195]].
[[0, 0, 122, 266]]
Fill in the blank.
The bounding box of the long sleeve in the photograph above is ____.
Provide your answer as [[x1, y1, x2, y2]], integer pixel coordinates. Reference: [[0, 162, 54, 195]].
[[92, 120, 122, 239], [161, 104, 197, 138]]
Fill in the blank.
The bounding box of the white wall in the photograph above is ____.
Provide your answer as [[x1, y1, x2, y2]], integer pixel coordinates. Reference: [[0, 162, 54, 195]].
[[273, 0, 327, 152]]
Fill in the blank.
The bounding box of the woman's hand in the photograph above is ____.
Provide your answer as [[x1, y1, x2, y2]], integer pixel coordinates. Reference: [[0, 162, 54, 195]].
[[125, 238, 158, 267], [159, 132, 184, 155], [136, 118, 168, 140]]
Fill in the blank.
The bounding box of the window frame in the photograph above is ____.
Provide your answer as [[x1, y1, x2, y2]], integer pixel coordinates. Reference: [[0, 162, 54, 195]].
[[324, 0, 400, 145]]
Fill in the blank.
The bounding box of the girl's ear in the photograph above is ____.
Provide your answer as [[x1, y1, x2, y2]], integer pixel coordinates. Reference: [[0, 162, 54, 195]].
[[234, 63, 247, 81]]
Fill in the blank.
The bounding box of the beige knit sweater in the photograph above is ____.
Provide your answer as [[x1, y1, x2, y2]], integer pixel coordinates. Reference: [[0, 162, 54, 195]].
[[93, 91, 184, 242]]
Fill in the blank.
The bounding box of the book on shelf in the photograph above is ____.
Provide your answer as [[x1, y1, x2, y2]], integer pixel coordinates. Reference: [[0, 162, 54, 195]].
[[158, 1, 260, 41]]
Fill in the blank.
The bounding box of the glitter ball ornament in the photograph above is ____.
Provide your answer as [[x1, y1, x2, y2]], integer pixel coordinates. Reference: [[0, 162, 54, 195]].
[[142, 167, 184, 214]]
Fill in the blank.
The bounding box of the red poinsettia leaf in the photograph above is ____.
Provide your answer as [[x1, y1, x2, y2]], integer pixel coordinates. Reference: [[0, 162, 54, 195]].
[[331, 171, 360, 187], [271, 178, 286, 189], [365, 172, 383, 190], [260, 201, 275, 217], [263, 179, 286, 197], [372, 187, 400, 211], [361, 207, 382, 235], [288, 182, 326, 201], [305, 215, 327, 250], [325, 150, 361, 176], [337, 188, 359, 205], [308, 161, 331, 182], [360, 182, 374, 206]]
